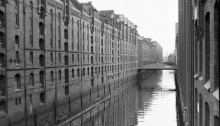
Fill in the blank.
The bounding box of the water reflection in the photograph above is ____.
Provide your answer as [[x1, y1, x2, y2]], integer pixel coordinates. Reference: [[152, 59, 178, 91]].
[[68, 70, 177, 126], [137, 70, 177, 126]]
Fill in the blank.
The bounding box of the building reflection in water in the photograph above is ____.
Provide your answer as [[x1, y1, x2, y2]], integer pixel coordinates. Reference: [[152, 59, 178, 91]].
[[65, 70, 177, 126]]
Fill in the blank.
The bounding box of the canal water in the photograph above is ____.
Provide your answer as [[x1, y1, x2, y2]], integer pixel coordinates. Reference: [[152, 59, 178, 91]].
[[69, 70, 177, 126]]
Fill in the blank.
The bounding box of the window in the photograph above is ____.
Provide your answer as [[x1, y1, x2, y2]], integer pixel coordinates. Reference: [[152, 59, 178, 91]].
[[0, 32, 5, 48], [39, 71, 44, 88], [65, 86, 69, 95], [50, 38, 53, 48], [39, 22, 44, 35], [77, 68, 80, 77], [30, 35, 33, 47], [72, 54, 74, 63], [58, 70, 61, 81], [0, 11, 4, 27], [58, 40, 61, 49], [39, 55, 44, 66], [0, 53, 5, 68], [40, 7, 44, 19], [64, 29, 68, 39], [64, 55, 68, 65], [65, 69, 68, 83], [72, 69, 74, 78], [0, 75, 6, 96], [30, 52, 33, 64], [50, 53, 53, 64], [15, 35, 19, 48], [15, 74, 21, 89], [30, 95, 32, 104], [77, 54, 79, 62], [91, 67, 94, 76], [40, 92, 45, 103], [87, 67, 89, 75], [83, 68, 85, 76], [15, 14, 19, 26], [39, 39, 44, 50], [64, 42, 68, 52], [58, 53, 61, 64], [15, 51, 20, 65], [15, 0, 18, 7], [30, 73, 34, 87], [50, 71, 54, 82]]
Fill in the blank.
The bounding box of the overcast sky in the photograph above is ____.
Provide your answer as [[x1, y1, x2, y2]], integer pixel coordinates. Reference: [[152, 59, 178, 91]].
[[78, 0, 178, 56]]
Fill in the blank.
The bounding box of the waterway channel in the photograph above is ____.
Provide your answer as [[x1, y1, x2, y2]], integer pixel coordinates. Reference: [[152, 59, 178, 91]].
[[64, 70, 177, 126]]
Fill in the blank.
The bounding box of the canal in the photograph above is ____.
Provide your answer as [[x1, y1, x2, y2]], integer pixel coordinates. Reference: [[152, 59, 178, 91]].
[[64, 70, 177, 126]]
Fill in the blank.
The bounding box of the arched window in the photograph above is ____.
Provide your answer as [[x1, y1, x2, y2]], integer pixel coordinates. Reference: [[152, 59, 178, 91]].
[[39, 22, 44, 35], [0, 11, 4, 27], [50, 71, 54, 82], [30, 52, 33, 64], [39, 71, 44, 88], [0, 32, 5, 48], [30, 73, 34, 87], [205, 102, 210, 126], [204, 12, 210, 82], [39, 55, 44, 66], [15, 74, 21, 89], [0, 75, 5, 96], [199, 94, 203, 126]]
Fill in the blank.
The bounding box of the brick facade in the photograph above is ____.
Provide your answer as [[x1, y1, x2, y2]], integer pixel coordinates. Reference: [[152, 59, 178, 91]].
[[177, 0, 219, 125]]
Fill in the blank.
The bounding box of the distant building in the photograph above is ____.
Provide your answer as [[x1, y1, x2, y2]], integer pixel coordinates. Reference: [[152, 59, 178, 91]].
[[137, 37, 163, 67]]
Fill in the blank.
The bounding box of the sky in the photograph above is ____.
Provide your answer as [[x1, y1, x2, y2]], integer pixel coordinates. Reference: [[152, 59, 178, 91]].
[[78, 0, 178, 56]]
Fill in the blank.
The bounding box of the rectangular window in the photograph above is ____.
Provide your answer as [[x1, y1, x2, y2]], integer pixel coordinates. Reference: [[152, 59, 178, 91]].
[[15, 14, 19, 26]]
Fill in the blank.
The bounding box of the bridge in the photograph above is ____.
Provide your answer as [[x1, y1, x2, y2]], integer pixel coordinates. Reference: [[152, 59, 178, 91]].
[[137, 63, 177, 70]]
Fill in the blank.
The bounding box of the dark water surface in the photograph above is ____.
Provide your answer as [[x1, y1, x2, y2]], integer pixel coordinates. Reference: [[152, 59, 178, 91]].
[[68, 70, 177, 126]]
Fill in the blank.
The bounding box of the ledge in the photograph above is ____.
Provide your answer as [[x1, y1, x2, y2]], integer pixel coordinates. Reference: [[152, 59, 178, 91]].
[[203, 80, 210, 91], [212, 88, 219, 101]]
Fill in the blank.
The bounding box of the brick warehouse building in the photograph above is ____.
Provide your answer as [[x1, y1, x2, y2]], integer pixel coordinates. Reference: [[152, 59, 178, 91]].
[[0, 0, 163, 126], [137, 37, 163, 67], [177, 0, 219, 126]]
